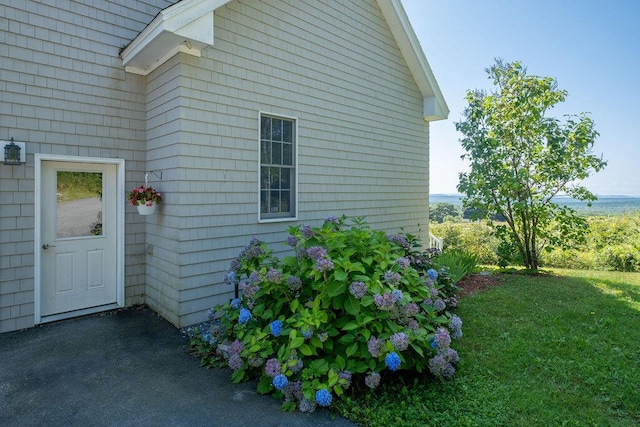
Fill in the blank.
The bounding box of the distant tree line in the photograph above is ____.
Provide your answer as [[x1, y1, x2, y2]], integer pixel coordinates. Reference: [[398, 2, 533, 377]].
[[429, 202, 505, 224]]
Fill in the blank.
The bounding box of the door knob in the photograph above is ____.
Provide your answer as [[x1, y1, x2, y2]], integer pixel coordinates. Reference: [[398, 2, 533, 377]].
[[42, 244, 56, 249]]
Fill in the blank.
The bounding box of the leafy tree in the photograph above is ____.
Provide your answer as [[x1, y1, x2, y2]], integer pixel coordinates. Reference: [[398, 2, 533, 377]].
[[429, 202, 461, 223], [456, 60, 606, 270]]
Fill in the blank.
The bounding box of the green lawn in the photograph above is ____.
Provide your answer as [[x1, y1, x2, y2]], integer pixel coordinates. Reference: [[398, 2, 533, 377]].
[[335, 269, 640, 426]]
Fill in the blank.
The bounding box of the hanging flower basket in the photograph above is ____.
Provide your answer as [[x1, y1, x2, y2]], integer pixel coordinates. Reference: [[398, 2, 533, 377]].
[[136, 201, 157, 215], [128, 185, 162, 215]]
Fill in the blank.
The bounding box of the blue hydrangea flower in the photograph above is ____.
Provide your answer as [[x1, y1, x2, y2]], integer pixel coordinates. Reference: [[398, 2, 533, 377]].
[[349, 281, 367, 299], [384, 271, 401, 285], [385, 352, 401, 371], [315, 389, 333, 407], [391, 289, 404, 302], [270, 320, 283, 337], [427, 269, 439, 281], [238, 308, 252, 324], [265, 358, 281, 377], [301, 225, 314, 238], [395, 257, 410, 269], [286, 235, 298, 247], [390, 332, 409, 351], [225, 270, 237, 284], [266, 267, 283, 284], [272, 374, 288, 390], [301, 327, 313, 339], [450, 315, 463, 339], [284, 276, 301, 293], [325, 215, 339, 224], [314, 257, 334, 272], [365, 371, 381, 389], [230, 298, 241, 309]]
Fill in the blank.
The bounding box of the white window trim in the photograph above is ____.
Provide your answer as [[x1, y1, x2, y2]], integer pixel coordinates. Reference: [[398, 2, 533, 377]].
[[258, 111, 299, 223]]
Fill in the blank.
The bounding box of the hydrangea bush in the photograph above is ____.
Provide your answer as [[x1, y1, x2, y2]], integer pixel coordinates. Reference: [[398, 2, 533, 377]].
[[191, 217, 462, 412]]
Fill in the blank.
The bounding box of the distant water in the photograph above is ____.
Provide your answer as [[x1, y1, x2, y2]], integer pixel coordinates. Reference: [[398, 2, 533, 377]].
[[430, 194, 640, 216]]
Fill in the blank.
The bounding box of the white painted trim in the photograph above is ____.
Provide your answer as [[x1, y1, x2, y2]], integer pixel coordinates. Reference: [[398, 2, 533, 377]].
[[121, 0, 229, 76], [34, 154, 125, 325], [376, 0, 449, 121], [40, 303, 120, 324], [257, 111, 299, 224]]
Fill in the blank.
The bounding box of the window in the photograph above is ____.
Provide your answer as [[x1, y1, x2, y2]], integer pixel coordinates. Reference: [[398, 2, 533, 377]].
[[260, 114, 296, 220]]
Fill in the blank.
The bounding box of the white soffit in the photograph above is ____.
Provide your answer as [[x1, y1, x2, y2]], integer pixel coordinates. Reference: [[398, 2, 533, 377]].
[[376, 0, 449, 121], [121, 0, 232, 76]]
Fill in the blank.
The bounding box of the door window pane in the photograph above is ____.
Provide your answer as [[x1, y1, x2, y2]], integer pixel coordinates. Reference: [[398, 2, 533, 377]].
[[56, 171, 103, 238]]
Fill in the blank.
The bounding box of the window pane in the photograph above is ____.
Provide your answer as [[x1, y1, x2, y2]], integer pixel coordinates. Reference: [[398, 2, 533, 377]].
[[281, 190, 290, 213], [261, 140, 270, 164], [280, 169, 290, 189], [270, 167, 281, 189], [283, 120, 293, 142], [261, 190, 269, 213], [271, 119, 282, 141], [260, 167, 270, 190], [270, 190, 280, 213], [56, 171, 103, 238], [261, 116, 271, 140], [282, 143, 292, 166], [272, 142, 282, 165]]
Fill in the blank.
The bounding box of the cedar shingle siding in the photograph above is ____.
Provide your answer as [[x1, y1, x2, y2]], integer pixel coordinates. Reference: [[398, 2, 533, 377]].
[[0, 0, 438, 332]]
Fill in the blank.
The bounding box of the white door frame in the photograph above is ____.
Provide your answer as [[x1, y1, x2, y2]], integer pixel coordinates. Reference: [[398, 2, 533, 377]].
[[34, 154, 125, 324]]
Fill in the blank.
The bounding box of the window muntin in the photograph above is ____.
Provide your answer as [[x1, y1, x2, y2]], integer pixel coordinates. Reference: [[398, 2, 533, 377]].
[[260, 114, 296, 220]]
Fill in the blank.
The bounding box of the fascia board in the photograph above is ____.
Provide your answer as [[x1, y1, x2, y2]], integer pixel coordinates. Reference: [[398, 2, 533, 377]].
[[377, 0, 449, 121]]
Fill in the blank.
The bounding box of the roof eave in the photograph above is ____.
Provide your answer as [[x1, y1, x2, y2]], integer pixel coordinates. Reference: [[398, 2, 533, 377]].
[[121, 0, 232, 76], [376, 0, 449, 121]]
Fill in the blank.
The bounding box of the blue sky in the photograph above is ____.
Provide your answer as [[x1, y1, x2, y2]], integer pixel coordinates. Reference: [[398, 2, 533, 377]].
[[402, 0, 640, 196]]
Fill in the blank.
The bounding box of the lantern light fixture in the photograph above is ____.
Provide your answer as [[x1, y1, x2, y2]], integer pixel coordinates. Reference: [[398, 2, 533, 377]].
[[3, 138, 25, 165]]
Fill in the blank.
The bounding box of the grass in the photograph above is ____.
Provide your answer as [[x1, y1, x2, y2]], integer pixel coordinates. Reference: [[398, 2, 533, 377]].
[[334, 269, 640, 426]]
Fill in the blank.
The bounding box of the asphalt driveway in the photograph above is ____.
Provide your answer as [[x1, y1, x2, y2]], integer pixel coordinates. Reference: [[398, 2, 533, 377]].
[[0, 306, 356, 427]]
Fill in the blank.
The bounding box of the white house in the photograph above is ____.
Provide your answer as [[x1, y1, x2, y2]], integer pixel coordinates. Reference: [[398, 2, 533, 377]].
[[0, 0, 448, 333]]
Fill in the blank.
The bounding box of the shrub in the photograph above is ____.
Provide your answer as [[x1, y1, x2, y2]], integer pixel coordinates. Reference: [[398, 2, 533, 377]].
[[433, 250, 478, 283], [430, 222, 499, 265], [191, 217, 462, 412], [596, 244, 640, 272]]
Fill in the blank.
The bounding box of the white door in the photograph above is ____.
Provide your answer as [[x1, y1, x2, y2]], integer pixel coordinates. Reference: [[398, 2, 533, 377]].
[[40, 161, 118, 317]]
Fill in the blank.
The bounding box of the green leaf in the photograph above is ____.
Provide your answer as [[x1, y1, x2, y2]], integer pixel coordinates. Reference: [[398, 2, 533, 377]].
[[290, 336, 305, 349], [326, 281, 346, 298], [343, 295, 360, 316], [299, 343, 314, 356], [231, 369, 246, 383], [341, 321, 360, 331], [410, 342, 424, 357], [257, 375, 273, 394], [309, 359, 329, 374], [333, 268, 348, 282], [338, 333, 356, 344], [346, 342, 358, 357]]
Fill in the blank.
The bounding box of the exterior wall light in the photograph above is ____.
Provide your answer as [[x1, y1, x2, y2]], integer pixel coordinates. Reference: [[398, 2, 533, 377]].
[[3, 138, 25, 165]]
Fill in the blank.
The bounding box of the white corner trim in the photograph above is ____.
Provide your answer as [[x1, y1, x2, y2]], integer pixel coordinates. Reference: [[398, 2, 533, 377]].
[[121, 0, 231, 76], [376, 0, 449, 121]]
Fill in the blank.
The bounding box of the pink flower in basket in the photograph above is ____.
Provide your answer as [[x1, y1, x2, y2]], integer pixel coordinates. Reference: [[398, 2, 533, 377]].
[[128, 185, 162, 206]]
